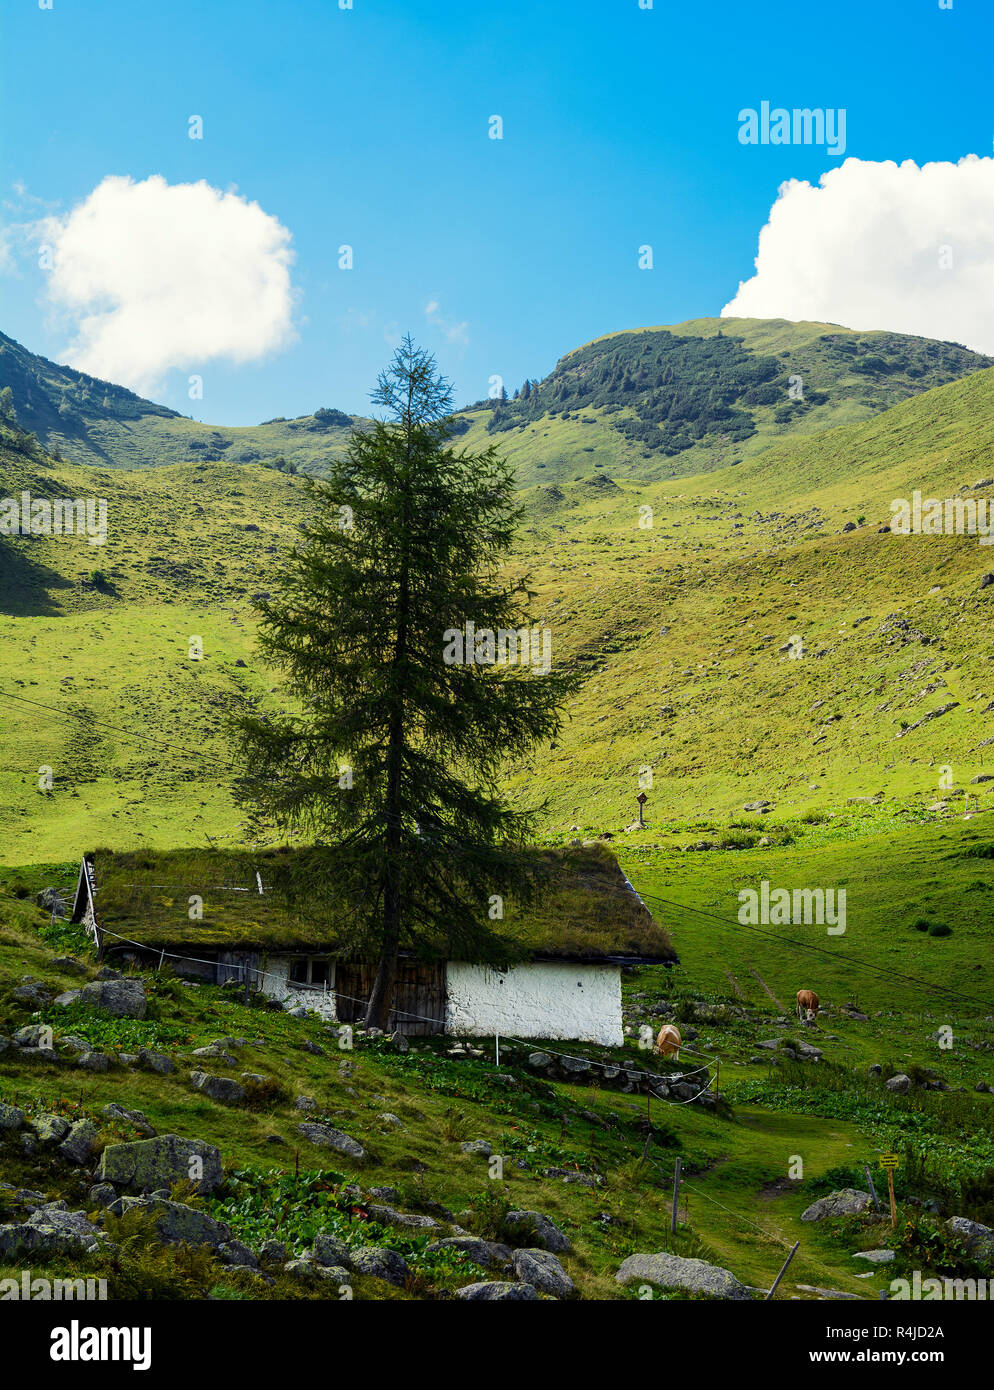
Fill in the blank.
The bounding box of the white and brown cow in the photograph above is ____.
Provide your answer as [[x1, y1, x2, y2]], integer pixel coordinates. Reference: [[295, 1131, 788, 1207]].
[[796, 989, 819, 1023], [654, 1023, 682, 1059]]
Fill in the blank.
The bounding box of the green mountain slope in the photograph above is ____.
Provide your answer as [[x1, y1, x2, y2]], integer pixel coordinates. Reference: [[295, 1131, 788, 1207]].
[[452, 318, 993, 487], [0, 331, 357, 472]]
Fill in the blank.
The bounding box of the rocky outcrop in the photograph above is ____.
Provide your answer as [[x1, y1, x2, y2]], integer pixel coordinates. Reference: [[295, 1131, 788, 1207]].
[[511, 1248, 575, 1298], [296, 1123, 365, 1160], [79, 978, 147, 1019], [616, 1251, 752, 1300], [505, 1209, 571, 1253], [801, 1189, 874, 1222], [97, 1135, 223, 1194], [455, 1281, 539, 1300]]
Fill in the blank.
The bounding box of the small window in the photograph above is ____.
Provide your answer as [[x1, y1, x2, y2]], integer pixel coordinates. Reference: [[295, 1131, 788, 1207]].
[[288, 958, 309, 986], [288, 957, 330, 989], [310, 960, 330, 988]]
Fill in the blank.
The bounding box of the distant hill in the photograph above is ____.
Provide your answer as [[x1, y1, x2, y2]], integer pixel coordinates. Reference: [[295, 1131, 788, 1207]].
[[0, 330, 358, 472], [453, 318, 994, 487]]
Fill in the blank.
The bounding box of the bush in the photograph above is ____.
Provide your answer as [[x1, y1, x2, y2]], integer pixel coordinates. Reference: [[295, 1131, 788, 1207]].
[[928, 922, 952, 938]]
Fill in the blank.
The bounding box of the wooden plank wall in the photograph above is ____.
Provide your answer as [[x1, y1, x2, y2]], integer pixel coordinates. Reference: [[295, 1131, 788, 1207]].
[[336, 961, 446, 1035]]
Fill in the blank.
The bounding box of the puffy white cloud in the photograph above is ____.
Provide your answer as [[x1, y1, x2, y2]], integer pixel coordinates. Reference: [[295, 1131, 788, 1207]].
[[723, 155, 994, 353], [39, 175, 295, 394]]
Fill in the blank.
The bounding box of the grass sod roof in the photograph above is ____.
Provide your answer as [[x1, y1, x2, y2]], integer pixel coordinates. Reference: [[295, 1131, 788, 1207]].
[[84, 844, 674, 965]]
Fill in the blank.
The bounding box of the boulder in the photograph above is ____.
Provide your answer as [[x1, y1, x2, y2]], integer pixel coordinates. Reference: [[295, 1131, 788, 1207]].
[[30, 1113, 70, 1145], [511, 1248, 575, 1298], [460, 1140, 492, 1158], [365, 1204, 438, 1231], [801, 1189, 874, 1222], [616, 1251, 752, 1300], [506, 1209, 571, 1253], [192, 1043, 238, 1064], [886, 1074, 912, 1094], [102, 1103, 156, 1137], [111, 1196, 233, 1249], [946, 1216, 994, 1264], [79, 978, 147, 1019], [218, 1240, 259, 1268], [78, 1051, 110, 1072], [51, 955, 88, 975], [13, 1024, 54, 1048], [350, 1245, 410, 1286], [137, 1049, 175, 1075], [455, 1281, 539, 1300], [53, 991, 82, 1008], [427, 1235, 512, 1267], [58, 1120, 98, 1166], [0, 1205, 109, 1259], [296, 1123, 364, 1160], [96, 1134, 223, 1194], [853, 1249, 895, 1264], [0, 1104, 26, 1131], [190, 1071, 247, 1105], [312, 1233, 353, 1269]]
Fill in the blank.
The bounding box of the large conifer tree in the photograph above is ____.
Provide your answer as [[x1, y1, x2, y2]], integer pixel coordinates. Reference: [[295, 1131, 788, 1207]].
[[235, 338, 575, 1029]]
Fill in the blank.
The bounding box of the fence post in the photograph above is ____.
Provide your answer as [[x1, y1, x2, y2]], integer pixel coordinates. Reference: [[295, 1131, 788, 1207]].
[[765, 1241, 800, 1301], [865, 1163, 882, 1213], [670, 1156, 682, 1234], [495, 1033, 500, 1067]]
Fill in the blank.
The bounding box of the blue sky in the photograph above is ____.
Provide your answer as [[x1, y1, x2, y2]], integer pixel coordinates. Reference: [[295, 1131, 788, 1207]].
[[2, 0, 991, 423]]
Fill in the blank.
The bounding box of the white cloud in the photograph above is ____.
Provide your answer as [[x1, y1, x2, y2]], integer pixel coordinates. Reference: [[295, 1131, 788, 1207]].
[[425, 298, 469, 346], [38, 175, 295, 394], [723, 155, 994, 353]]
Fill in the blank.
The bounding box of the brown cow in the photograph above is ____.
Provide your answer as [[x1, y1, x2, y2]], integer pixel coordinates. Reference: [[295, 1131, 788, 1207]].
[[796, 989, 819, 1023], [654, 1023, 682, 1059]]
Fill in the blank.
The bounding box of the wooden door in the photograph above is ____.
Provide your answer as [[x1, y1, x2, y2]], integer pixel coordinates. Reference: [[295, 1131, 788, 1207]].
[[335, 961, 446, 1035]]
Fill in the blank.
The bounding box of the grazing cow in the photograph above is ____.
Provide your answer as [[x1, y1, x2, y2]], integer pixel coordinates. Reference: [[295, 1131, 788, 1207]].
[[796, 989, 819, 1023], [654, 1023, 682, 1059]]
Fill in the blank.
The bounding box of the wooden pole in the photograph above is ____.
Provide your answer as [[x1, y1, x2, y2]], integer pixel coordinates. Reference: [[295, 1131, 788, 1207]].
[[865, 1163, 882, 1213], [887, 1168, 897, 1228], [765, 1241, 800, 1301], [670, 1157, 682, 1234]]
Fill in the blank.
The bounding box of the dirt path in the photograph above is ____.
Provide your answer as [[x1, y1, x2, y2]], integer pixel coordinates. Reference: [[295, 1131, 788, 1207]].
[[724, 970, 745, 999], [750, 968, 786, 1013]]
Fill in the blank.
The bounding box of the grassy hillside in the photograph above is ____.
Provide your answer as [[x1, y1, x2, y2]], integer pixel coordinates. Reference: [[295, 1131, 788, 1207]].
[[0, 331, 357, 473], [1, 885, 992, 1302], [453, 317, 994, 487]]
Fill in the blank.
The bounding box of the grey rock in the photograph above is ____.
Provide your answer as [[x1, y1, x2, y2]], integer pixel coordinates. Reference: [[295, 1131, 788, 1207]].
[[58, 1120, 99, 1165], [312, 1233, 353, 1269], [218, 1240, 259, 1268], [0, 1206, 110, 1259], [853, 1249, 895, 1264], [51, 955, 87, 975], [801, 1189, 874, 1222], [137, 1049, 175, 1074], [192, 1043, 238, 1064], [506, 1210, 571, 1253], [511, 1247, 575, 1298], [616, 1251, 752, 1300], [258, 1238, 288, 1263], [101, 1103, 156, 1136], [366, 1204, 438, 1231], [88, 1184, 118, 1209], [110, 1196, 233, 1249], [886, 1073, 912, 1093], [53, 990, 83, 1008], [296, 1123, 364, 1160], [80, 978, 147, 1019], [30, 1113, 70, 1144], [294, 1095, 318, 1112], [946, 1216, 994, 1264], [460, 1139, 492, 1158], [455, 1281, 539, 1301], [351, 1245, 410, 1285], [13, 1024, 54, 1048], [427, 1235, 512, 1267], [0, 1104, 26, 1131], [190, 1071, 247, 1105], [77, 1051, 110, 1072], [97, 1134, 223, 1194]]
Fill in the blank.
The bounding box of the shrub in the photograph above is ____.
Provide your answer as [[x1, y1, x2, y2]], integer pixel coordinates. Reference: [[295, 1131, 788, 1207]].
[[928, 922, 952, 938]]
